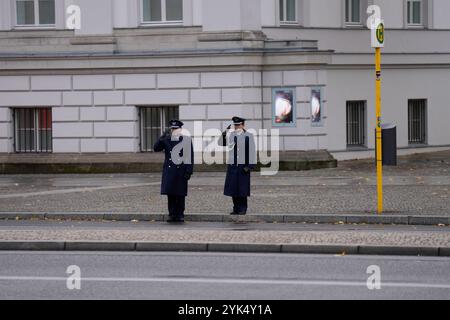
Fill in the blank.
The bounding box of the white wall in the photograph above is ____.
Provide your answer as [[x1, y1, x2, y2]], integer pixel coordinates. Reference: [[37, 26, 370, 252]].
[[0, 0, 11, 30], [0, 107, 13, 153], [113, 0, 138, 29], [306, 0, 342, 28], [432, 0, 450, 29], [373, 0, 405, 29], [202, 0, 261, 31], [72, 0, 113, 35], [1, 0, 450, 31], [0, 68, 329, 153], [261, 0, 277, 26], [327, 67, 450, 151]]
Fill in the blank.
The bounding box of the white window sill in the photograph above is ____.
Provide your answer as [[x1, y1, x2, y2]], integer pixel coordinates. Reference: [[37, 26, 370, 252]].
[[406, 24, 425, 29], [280, 21, 299, 25], [140, 21, 183, 28], [344, 22, 364, 28], [13, 25, 57, 31]]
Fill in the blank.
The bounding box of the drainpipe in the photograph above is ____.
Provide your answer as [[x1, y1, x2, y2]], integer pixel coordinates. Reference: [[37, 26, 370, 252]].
[[260, 67, 265, 130]]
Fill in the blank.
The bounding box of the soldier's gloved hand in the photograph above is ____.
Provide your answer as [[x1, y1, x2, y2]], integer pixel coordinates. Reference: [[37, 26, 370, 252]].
[[184, 173, 192, 181], [161, 128, 171, 139], [165, 128, 172, 136], [243, 167, 251, 174]]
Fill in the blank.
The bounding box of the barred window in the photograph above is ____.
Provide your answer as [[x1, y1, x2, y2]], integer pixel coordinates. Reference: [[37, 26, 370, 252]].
[[408, 99, 427, 144], [346, 101, 366, 147], [14, 108, 52, 153], [140, 106, 179, 152]]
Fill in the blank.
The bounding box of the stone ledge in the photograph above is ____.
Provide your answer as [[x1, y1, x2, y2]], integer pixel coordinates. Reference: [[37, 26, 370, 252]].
[[0, 151, 337, 173], [70, 36, 117, 45]]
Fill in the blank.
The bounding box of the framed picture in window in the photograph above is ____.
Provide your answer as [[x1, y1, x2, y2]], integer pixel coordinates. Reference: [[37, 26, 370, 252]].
[[311, 87, 324, 127], [272, 88, 296, 127]]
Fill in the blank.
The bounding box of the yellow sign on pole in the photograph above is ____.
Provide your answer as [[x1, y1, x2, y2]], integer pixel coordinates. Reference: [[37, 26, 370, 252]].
[[372, 20, 384, 214]]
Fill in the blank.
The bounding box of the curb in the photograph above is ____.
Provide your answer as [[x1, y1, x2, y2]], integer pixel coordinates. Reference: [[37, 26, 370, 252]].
[[0, 241, 449, 257], [1, 212, 449, 226]]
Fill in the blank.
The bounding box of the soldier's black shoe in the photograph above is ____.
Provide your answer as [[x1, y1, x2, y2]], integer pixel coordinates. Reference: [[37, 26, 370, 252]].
[[167, 216, 176, 223], [167, 216, 183, 223], [230, 211, 239, 215], [238, 212, 247, 215], [169, 216, 185, 223]]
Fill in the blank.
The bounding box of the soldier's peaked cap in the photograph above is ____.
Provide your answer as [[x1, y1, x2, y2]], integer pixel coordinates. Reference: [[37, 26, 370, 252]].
[[169, 119, 184, 129], [232, 116, 246, 125]]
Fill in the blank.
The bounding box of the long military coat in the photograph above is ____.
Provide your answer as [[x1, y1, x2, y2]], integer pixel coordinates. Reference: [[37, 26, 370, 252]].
[[219, 130, 256, 197], [154, 135, 194, 197]]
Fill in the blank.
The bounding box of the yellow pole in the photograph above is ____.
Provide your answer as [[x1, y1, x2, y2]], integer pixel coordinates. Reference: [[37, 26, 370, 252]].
[[375, 47, 383, 214]]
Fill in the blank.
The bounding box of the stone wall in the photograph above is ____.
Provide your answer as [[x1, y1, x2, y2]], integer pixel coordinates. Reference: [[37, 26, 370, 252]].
[[0, 68, 328, 153]]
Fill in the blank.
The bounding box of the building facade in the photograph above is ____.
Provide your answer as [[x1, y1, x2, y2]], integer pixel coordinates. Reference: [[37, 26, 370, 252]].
[[0, 0, 449, 154]]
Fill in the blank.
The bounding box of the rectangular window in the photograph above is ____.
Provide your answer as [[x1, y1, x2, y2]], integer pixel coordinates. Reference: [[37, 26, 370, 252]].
[[280, 0, 297, 23], [408, 99, 427, 144], [16, 0, 55, 26], [38, 0, 55, 24], [140, 106, 179, 152], [346, 101, 366, 147], [345, 0, 361, 24], [142, 0, 183, 23], [14, 108, 52, 153], [407, 0, 422, 25], [16, 0, 35, 25]]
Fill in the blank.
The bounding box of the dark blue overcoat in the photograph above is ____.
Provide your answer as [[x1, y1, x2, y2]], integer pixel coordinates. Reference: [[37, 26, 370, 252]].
[[154, 135, 194, 197], [220, 131, 256, 197]]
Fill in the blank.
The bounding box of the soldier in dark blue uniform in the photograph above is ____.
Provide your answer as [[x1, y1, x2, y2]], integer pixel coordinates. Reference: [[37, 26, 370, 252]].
[[219, 117, 256, 215], [154, 120, 194, 223]]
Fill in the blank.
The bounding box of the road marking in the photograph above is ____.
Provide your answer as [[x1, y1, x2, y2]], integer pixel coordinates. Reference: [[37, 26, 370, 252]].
[[0, 183, 160, 199], [0, 275, 449, 289]]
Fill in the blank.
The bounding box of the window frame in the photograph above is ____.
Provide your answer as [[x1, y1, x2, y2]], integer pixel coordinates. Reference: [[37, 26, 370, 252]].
[[14, 0, 56, 28], [13, 107, 53, 153], [140, 106, 179, 152], [279, 0, 298, 25], [344, 0, 363, 26], [406, 0, 424, 27], [407, 99, 427, 145], [140, 0, 184, 26], [346, 100, 367, 148]]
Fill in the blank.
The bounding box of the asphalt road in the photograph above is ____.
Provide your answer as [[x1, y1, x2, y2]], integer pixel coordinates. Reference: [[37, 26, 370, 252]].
[[0, 251, 449, 300]]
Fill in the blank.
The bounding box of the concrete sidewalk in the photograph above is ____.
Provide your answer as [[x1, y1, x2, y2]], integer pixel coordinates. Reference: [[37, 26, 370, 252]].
[[0, 149, 448, 216], [0, 220, 449, 257]]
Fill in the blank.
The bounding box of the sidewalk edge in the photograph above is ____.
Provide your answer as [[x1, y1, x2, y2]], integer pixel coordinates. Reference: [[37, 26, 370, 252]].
[[0, 241, 448, 257]]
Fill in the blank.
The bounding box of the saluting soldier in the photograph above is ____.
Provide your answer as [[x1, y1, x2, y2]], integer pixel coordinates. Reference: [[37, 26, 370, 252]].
[[154, 120, 194, 223], [219, 116, 256, 215]]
